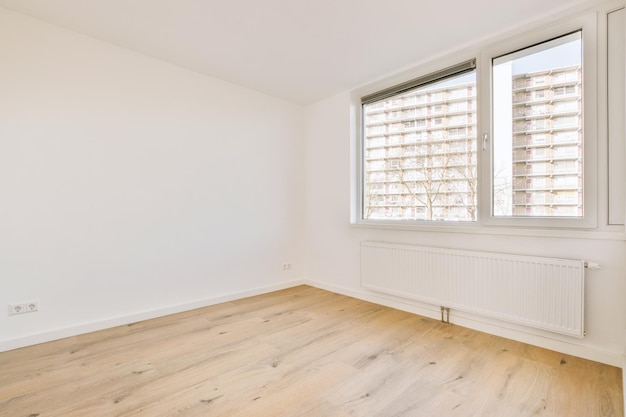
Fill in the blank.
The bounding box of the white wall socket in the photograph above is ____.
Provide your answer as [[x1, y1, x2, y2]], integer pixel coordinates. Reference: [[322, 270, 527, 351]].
[[8, 300, 39, 316], [282, 263, 292, 270]]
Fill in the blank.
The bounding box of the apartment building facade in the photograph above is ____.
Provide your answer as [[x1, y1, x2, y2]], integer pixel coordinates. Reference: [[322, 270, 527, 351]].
[[510, 65, 583, 217]]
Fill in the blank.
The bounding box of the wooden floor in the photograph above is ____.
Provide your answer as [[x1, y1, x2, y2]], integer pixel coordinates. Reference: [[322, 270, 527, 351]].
[[0, 285, 623, 417]]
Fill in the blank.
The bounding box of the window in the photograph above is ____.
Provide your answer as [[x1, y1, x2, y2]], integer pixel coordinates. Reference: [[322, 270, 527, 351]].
[[357, 11, 606, 229], [492, 31, 584, 219], [554, 85, 577, 96], [361, 60, 477, 222]]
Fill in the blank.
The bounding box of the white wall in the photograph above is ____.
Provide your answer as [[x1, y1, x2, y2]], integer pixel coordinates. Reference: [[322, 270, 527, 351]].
[[304, 91, 626, 367], [0, 8, 305, 350]]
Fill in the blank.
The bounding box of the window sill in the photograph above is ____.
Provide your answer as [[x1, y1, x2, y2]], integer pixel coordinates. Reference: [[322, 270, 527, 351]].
[[350, 220, 626, 241]]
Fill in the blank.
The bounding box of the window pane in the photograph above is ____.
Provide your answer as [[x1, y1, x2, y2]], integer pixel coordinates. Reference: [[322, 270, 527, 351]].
[[362, 71, 477, 221], [492, 31, 582, 218]]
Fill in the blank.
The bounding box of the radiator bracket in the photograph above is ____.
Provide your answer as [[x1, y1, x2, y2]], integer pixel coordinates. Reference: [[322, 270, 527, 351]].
[[441, 306, 450, 324]]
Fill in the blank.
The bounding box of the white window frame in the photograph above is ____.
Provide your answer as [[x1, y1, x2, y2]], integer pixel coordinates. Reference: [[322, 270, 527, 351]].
[[479, 13, 597, 229]]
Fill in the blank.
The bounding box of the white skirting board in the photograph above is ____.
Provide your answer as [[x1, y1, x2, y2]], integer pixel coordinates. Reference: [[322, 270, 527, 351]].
[[305, 278, 623, 369], [0, 279, 306, 353]]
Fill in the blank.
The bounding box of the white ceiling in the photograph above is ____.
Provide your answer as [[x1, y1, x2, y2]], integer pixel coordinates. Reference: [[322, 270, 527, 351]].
[[0, 0, 601, 105]]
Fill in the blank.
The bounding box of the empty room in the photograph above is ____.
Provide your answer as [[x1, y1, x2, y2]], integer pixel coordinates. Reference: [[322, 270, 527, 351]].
[[1, 0, 625, 416]]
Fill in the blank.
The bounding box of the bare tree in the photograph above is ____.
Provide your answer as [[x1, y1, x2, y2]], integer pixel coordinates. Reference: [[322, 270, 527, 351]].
[[398, 143, 455, 220], [449, 139, 477, 221], [363, 134, 478, 222], [492, 161, 513, 216], [392, 138, 478, 221]]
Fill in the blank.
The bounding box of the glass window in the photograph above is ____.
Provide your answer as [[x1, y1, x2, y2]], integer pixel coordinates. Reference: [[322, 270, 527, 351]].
[[362, 68, 477, 222], [492, 31, 582, 218]]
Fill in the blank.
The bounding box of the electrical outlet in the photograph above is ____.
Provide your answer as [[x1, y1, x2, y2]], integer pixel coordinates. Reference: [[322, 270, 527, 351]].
[[282, 263, 292, 270], [8, 300, 39, 316], [26, 300, 39, 312], [8, 303, 25, 316]]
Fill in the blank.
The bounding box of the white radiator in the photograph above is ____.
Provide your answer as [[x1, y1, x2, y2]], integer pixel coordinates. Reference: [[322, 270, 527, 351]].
[[360, 241, 586, 338]]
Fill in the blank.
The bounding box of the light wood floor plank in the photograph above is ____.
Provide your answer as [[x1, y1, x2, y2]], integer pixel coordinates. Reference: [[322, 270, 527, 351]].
[[0, 285, 622, 417]]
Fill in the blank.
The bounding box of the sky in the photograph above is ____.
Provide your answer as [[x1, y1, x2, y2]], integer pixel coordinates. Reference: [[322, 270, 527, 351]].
[[500, 31, 582, 75]]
